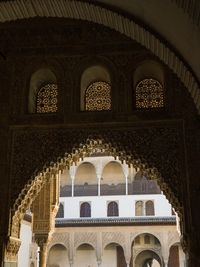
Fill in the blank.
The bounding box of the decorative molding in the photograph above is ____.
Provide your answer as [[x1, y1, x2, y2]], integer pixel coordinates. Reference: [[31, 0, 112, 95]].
[[0, 0, 199, 113]]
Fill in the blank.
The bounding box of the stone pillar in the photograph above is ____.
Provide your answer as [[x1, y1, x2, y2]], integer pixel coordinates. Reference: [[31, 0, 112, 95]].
[[36, 235, 48, 267], [71, 177, 75, 197], [97, 174, 101, 196], [96, 161, 103, 196], [69, 163, 77, 197], [122, 161, 129, 195]]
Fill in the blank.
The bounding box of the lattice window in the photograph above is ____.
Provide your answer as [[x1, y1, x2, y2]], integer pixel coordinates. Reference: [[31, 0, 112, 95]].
[[136, 78, 164, 109], [145, 200, 155, 216], [36, 83, 58, 113], [135, 201, 143, 216], [85, 81, 111, 111], [80, 202, 91, 217], [107, 201, 119, 217]]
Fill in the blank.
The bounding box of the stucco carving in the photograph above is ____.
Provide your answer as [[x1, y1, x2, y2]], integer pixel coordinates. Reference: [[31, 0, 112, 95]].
[[102, 232, 125, 250], [4, 236, 21, 262], [48, 233, 69, 252], [10, 125, 184, 241], [74, 232, 97, 250]]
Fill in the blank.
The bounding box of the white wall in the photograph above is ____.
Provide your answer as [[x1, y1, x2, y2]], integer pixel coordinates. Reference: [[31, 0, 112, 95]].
[[59, 193, 173, 219]]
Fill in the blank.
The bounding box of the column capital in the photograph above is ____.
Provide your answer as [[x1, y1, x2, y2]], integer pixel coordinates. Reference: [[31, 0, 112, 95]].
[[4, 236, 21, 262]]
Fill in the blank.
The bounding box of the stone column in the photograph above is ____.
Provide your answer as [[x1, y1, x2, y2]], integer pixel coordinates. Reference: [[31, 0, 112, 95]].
[[122, 161, 129, 195], [69, 163, 77, 197], [97, 174, 101, 196], [71, 177, 75, 197], [35, 235, 48, 267], [96, 161, 103, 196]]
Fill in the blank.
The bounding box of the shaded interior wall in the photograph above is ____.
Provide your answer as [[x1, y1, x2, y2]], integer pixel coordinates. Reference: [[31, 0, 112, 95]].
[[168, 245, 179, 267], [117, 246, 126, 267], [47, 245, 69, 267]]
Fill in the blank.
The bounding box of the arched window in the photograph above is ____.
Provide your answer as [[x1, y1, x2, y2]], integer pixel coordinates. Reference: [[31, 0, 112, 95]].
[[56, 203, 64, 218], [36, 83, 58, 113], [85, 81, 111, 111], [135, 201, 144, 216], [107, 201, 119, 217], [136, 78, 164, 109], [145, 200, 155, 216], [80, 202, 91, 217], [144, 235, 151, 244]]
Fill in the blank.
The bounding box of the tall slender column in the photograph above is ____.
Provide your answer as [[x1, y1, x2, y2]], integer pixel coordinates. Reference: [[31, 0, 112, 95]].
[[96, 161, 103, 197], [71, 177, 74, 197], [69, 162, 76, 197], [35, 236, 48, 267], [98, 175, 101, 196], [122, 161, 129, 195]]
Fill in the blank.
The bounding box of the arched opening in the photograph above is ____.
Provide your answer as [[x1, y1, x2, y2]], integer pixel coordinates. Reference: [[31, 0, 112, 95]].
[[47, 244, 69, 267], [74, 162, 98, 196], [75, 243, 96, 267], [103, 243, 126, 267], [28, 68, 58, 113], [80, 65, 111, 111], [10, 138, 183, 267], [101, 161, 126, 195], [80, 202, 91, 218], [134, 250, 162, 267], [107, 201, 119, 217]]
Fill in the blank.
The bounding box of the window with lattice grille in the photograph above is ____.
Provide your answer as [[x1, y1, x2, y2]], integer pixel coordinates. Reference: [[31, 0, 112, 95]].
[[80, 202, 91, 217], [36, 83, 58, 113], [107, 201, 119, 217], [145, 200, 155, 215], [85, 81, 111, 111], [136, 78, 164, 109]]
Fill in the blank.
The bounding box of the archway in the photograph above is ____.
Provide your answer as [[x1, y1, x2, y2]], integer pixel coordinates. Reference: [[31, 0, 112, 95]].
[[103, 242, 126, 267], [75, 243, 96, 267], [134, 250, 162, 267], [47, 244, 69, 267], [7, 131, 185, 266]]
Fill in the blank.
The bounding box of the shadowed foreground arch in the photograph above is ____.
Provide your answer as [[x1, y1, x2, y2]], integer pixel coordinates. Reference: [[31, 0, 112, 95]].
[[6, 123, 187, 265]]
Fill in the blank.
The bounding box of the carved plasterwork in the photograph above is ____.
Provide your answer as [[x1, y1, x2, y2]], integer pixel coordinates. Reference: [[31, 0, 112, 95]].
[[102, 232, 125, 250], [4, 236, 21, 262], [48, 233, 69, 252], [74, 232, 97, 250], [9, 124, 185, 247]]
